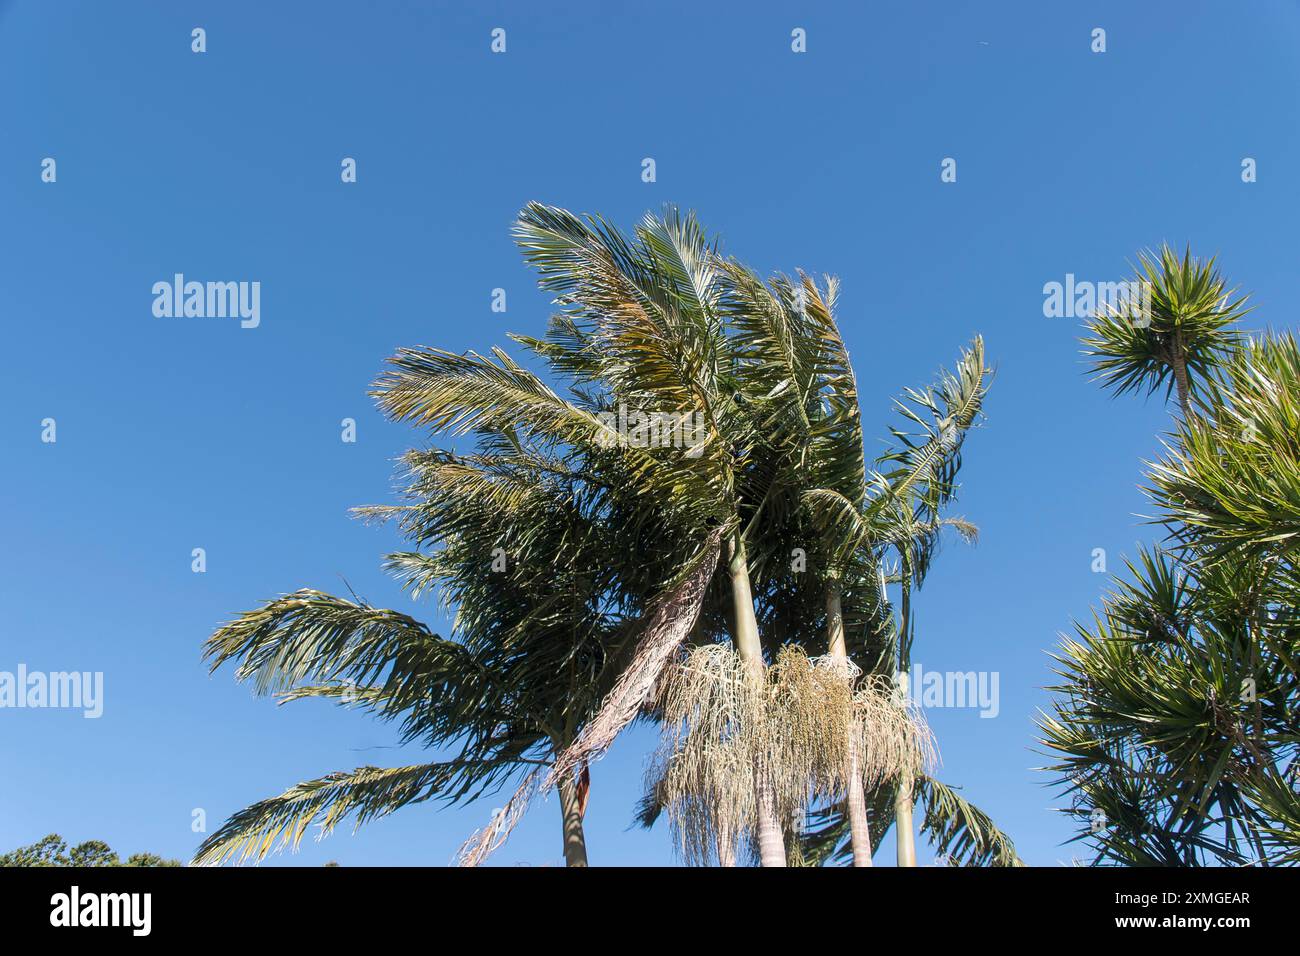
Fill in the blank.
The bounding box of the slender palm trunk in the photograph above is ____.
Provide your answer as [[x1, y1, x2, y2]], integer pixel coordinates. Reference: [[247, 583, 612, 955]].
[[895, 567, 917, 867], [557, 775, 588, 867], [894, 773, 917, 866], [730, 535, 787, 867], [826, 583, 872, 866]]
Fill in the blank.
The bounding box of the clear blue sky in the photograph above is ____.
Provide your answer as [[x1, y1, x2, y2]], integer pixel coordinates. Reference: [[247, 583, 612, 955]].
[[3, 1, 1299, 866]]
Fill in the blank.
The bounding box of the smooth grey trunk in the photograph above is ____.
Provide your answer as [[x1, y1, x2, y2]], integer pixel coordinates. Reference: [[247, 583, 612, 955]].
[[730, 536, 787, 867], [827, 584, 872, 866], [895, 562, 918, 868], [894, 772, 917, 867], [558, 776, 588, 867]]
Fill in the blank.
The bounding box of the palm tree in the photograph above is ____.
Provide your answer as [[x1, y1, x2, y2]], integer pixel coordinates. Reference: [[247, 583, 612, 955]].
[[1081, 244, 1249, 419], [629, 251, 927, 867], [1044, 252, 1300, 866], [720, 262, 899, 866], [194, 439, 634, 866], [639, 259, 1016, 867], [495, 207, 921, 866], [513, 204, 797, 865], [363, 439, 638, 867], [377, 204, 801, 864], [795, 338, 1022, 867], [872, 339, 989, 866], [198, 202, 1016, 868]]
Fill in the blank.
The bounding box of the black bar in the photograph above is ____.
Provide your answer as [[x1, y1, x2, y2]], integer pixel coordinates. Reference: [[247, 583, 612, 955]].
[[0, 865, 1284, 941]]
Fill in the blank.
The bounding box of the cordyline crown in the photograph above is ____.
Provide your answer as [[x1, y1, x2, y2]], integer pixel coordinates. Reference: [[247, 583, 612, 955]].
[[195, 203, 1018, 868], [1045, 247, 1300, 866]]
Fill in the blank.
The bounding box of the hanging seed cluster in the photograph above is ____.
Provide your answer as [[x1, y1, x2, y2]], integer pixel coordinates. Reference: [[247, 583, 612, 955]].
[[649, 644, 934, 866]]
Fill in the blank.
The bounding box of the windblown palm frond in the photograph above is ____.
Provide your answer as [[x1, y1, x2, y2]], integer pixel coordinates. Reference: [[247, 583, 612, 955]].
[[797, 337, 990, 579], [204, 590, 481, 705], [720, 263, 867, 579], [193, 763, 462, 866], [871, 336, 990, 520], [513, 202, 735, 485]]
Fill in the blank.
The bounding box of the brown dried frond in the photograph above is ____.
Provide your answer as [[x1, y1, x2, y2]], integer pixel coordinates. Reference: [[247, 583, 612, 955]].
[[453, 767, 541, 867], [546, 529, 723, 791]]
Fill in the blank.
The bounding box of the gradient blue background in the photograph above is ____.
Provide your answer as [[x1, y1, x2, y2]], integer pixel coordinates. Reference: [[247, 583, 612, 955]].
[[3, 0, 1298, 866]]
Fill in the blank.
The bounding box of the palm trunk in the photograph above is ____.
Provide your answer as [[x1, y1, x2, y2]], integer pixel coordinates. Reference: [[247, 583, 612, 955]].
[[730, 535, 787, 867], [1170, 340, 1192, 419], [826, 583, 872, 866], [753, 785, 786, 867], [894, 772, 917, 867], [895, 567, 917, 867], [557, 775, 588, 867]]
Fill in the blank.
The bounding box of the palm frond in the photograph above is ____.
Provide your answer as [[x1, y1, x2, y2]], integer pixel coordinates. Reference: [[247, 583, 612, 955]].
[[193, 763, 460, 866], [916, 775, 1023, 867]]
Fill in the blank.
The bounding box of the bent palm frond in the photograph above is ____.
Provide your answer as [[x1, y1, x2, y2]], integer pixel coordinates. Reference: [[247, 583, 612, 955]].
[[193, 763, 460, 866]]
